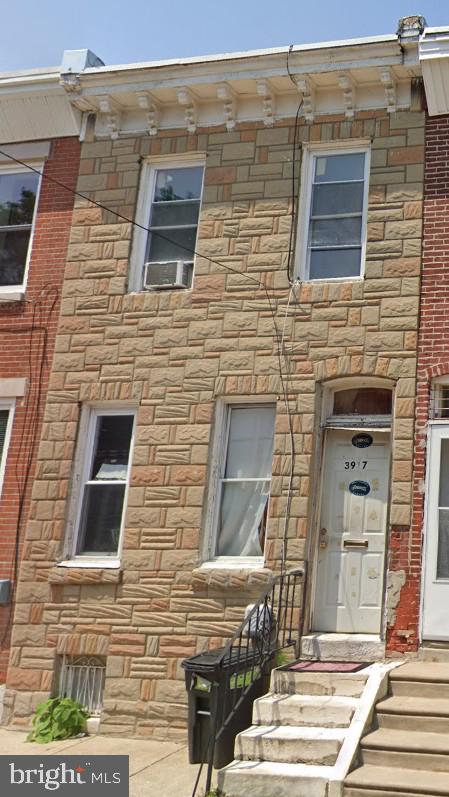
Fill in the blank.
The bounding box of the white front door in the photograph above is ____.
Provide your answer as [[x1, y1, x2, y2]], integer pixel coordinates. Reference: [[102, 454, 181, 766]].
[[422, 425, 449, 640], [313, 428, 391, 634]]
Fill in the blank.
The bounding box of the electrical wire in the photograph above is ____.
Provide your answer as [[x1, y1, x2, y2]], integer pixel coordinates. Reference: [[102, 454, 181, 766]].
[[0, 131, 303, 575], [0, 286, 59, 651]]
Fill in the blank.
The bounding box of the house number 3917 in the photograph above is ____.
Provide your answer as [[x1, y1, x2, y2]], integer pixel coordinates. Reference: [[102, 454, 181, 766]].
[[344, 461, 367, 470]]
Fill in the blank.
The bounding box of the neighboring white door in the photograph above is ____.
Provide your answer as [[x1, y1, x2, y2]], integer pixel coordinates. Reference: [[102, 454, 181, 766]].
[[313, 428, 391, 634], [422, 425, 449, 640]]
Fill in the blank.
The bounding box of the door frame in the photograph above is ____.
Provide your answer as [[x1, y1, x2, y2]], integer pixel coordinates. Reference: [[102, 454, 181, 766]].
[[420, 422, 449, 642], [305, 378, 394, 638]]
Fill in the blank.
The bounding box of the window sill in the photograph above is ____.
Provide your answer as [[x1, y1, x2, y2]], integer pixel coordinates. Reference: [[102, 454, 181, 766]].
[[198, 557, 265, 570], [297, 276, 364, 285], [192, 563, 273, 592], [57, 558, 121, 569], [0, 290, 25, 303]]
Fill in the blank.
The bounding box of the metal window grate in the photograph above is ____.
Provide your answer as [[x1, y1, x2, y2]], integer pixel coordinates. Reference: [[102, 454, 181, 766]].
[[430, 384, 449, 420], [57, 655, 106, 716]]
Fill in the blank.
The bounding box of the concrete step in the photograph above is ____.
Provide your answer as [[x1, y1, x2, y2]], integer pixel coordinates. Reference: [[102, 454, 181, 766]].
[[390, 663, 449, 683], [219, 760, 333, 797], [376, 695, 449, 732], [300, 633, 384, 663], [271, 667, 369, 698], [391, 680, 449, 699], [421, 646, 449, 663], [253, 693, 359, 728], [236, 724, 345, 765], [360, 727, 449, 773], [344, 764, 449, 795]]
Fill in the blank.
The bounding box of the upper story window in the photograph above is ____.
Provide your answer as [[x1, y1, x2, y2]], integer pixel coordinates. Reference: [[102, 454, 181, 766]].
[[0, 168, 40, 291], [298, 147, 370, 281], [131, 160, 204, 292]]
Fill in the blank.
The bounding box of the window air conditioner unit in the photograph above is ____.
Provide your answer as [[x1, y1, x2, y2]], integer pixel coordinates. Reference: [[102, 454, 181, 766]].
[[143, 260, 191, 290]]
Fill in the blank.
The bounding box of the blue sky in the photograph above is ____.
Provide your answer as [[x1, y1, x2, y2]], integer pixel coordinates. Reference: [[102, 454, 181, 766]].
[[1, 0, 447, 72]]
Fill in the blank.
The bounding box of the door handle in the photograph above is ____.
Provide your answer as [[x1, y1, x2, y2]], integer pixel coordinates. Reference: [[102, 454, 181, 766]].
[[343, 539, 369, 548]]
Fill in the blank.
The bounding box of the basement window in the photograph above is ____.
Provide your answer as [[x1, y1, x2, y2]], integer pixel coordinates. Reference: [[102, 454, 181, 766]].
[[57, 655, 106, 715]]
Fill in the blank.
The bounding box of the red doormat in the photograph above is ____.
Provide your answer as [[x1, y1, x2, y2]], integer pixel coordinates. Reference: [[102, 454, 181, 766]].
[[281, 660, 368, 673]]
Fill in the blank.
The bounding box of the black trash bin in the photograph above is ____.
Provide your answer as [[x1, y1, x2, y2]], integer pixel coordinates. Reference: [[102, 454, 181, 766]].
[[182, 646, 272, 770]]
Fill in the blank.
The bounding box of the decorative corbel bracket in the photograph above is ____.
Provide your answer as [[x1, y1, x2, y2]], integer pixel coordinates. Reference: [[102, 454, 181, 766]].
[[296, 76, 315, 123], [59, 73, 97, 112], [177, 88, 198, 134], [380, 67, 397, 114], [217, 83, 237, 131], [338, 73, 355, 119], [98, 95, 122, 139], [136, 91, 160, 136], [256, 79, 276, 127]]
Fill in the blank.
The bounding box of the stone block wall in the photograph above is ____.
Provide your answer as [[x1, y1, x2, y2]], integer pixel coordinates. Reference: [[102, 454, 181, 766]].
[[4, 110, 424, 737]]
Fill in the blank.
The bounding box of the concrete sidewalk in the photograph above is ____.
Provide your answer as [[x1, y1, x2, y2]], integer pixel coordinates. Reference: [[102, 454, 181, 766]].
[[0, 727, 217, 797]]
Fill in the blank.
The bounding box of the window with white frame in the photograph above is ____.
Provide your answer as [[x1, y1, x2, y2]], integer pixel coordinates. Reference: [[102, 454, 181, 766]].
[[0, 168, 41, 290], [71, 410, 135, 558], [299, 147, 369, 281], [0, 401, 14, 496], [132, 161, 204, 291], [208, 404, 276, 560]]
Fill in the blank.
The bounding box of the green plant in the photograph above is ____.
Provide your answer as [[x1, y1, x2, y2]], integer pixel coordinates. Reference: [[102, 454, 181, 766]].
[[27, 697, 88, 743]]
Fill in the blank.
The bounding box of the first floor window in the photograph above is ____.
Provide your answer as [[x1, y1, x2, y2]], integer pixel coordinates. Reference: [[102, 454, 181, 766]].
[[299, 147, 369, 281], [211, 404, 276, 559], [0, 168, 40, 288], [73, 410, 135, 557]]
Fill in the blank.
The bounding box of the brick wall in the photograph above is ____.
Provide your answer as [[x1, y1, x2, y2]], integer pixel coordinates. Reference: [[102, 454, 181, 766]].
[[388, 114, 449, 653], [3, 112, 424, 737], [0, 137, 80, 678]]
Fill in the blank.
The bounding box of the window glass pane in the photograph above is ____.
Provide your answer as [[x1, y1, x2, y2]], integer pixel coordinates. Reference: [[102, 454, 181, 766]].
[[0, 229, 30, 285], [217, 480, 270, 556], [311, 217, 362, 247], [154, 167, 203, 201], [0, 409, 8, 459], [224, 406, 276, 479], [0, 172, 38, 227], [77, 483, 126, 554], [146, 227, 197, 263], [311, 182, 364, 216], [309, 247, 361, 280], [314, 153, 365, 183], [150, 200, 200, 228], [90, 415, 133, 481], [333, 388, 392, 416], [439, 439, 449, 507], [437, 509, 449, 579]]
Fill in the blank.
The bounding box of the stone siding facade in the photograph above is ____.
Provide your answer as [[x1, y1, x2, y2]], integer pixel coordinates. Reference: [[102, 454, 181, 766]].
[[4, 110, 424, 738]]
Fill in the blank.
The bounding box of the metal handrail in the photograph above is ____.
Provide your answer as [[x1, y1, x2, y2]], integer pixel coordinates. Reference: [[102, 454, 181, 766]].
[[203, 564, 307, 792]]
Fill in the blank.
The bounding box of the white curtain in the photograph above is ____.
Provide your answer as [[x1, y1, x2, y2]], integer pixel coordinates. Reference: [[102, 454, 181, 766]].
[[217, 406, 275, 556]]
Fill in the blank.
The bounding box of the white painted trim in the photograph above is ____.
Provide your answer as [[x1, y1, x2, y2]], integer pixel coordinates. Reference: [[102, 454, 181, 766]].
[[201, 400, 276, 565], [419, 422, 433, 643], [66, 406, 136, 561], [0, 142, 50, 163], [128, 156, 205, 293], [57, 559, 120, 569], [295, 141, 371, 283], [0, 161, 43, 294], [0, 399, 15, 499], [0, 378, 26, 397]]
